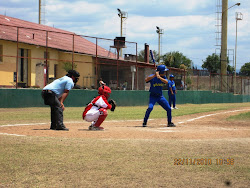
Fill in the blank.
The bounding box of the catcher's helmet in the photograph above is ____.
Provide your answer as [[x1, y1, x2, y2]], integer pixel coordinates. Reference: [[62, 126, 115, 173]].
[[157, 65, 169, 74], [98, 85, 111, 99], [169, 74, 174, 78]]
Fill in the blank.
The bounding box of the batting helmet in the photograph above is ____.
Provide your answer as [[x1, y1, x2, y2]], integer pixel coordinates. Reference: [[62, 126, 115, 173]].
[[169, 74, 174, 78], [157, 65, 169, 74], [98, 85, 111, 99]]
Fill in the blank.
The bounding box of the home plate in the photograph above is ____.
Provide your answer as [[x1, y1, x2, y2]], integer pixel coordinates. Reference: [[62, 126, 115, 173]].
[[156, 127, 177, 132]]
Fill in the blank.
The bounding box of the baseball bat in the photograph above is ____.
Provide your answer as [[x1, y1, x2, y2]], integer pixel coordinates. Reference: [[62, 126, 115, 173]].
[[150, 50, 155, 64]]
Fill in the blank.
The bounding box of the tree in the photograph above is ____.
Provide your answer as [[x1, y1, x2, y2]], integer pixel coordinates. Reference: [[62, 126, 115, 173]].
[[162, 51, 192, 69], [137, 49, 159, 63], [202, 53, 220, 73], [202, 53, 234, 74], [63, 62, 77, 72], [227, 65, 235, 75], [240, 62, 250, 76], [137, 50, 145, 62]]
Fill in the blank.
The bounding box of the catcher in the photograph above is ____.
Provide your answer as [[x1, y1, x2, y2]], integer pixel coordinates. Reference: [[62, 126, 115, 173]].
[[82, 85, 116, 131]]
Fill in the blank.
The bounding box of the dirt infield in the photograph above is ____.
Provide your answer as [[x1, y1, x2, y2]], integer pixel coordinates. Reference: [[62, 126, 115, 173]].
[[1, 108, 249, 140]]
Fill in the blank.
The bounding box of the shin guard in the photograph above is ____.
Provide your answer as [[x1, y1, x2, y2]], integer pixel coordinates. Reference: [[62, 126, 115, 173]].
[[94, 108, 108, 127]]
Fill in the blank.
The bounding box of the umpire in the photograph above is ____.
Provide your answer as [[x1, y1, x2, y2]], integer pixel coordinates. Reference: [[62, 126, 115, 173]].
[[42, 70, 80, 131]]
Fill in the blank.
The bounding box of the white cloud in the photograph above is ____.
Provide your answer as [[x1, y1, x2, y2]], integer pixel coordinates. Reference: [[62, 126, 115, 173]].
[[0, 0, 249, 68]]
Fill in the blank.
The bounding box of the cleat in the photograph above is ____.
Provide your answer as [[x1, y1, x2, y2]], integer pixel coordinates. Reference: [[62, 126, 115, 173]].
[[56, 127, 69, 131], [89, 125, 104, 131], [171, 107, 174, 110], [174, 107, 178, 109], [142, 122, 147, 127], [167, 122, 176, 127]]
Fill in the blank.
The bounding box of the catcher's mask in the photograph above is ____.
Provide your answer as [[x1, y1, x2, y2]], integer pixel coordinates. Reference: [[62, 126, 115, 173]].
[[98, 85, 111, 99]]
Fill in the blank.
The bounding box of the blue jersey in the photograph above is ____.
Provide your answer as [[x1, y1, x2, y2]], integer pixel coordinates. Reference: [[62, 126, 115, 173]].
[[148, 74, 167, 96], [43, 76, 74, 98], [168, 80, 176, 94]]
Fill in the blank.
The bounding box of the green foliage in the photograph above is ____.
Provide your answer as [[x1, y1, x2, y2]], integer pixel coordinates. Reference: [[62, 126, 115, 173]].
[[137, 50, 158, 63], [185, 77, 192, 90], [202, 53, 220, 73], [62, 62, 77, 72], [202, 53, 234, 74], [240, 62, 250, 76], [227, 65, 235, 74], [162, 51, 192, 69], [137, 50, 145, 62]]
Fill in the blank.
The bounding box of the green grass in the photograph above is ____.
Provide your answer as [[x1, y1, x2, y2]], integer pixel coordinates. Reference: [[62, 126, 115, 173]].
[[0, 103, 249, 125], [227, 111, 250, 121]]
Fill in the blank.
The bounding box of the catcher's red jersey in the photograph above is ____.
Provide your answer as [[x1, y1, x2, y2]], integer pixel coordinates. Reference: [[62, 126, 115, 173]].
[[82, 95, 111, 119]]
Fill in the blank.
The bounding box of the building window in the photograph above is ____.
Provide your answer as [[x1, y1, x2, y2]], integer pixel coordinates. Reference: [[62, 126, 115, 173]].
[[0, 45, 3, 63]]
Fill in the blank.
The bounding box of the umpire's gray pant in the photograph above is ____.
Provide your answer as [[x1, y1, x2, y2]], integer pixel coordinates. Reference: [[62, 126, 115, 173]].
[[42, 90, 65, 129]]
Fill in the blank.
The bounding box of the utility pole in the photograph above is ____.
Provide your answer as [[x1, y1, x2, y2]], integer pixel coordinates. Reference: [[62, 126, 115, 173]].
[[234, 12, 243, 94], [38, 0, 46, 24], [156, 26, 164, 64], [220, 0, 228, 92], [39, 0, 41, 24], [220, 0, 240, 92], [117, 8, 127, 57]]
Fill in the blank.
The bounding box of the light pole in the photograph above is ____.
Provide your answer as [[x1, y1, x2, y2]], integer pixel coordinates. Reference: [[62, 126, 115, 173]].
[[156, 26, 164, 64], [220, 1, 240, 92], [234, 12, 243, 94], [117, 8, 127, 57]]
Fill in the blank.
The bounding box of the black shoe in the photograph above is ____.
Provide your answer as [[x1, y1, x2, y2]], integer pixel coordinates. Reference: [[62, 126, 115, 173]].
[[142, 122, 147, 127], [56, 127, 69, 131], [50, 127, 56, 130], [167, 122, 176, 127]]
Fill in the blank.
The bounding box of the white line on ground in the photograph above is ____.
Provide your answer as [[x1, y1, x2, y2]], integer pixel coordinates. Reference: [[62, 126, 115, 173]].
[[156, 109, 250, 132], [0, 133, 25, 136], [0, 109, 249, 136], [0, 119, 153, 127], [178, 109, 248, 124]]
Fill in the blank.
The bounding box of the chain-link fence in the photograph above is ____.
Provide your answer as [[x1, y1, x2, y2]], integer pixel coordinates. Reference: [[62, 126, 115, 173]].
[[0, 22, 249, 95]]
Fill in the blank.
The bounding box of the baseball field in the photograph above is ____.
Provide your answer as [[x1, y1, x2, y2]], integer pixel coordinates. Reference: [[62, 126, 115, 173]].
[[0, 103, 250, 187]]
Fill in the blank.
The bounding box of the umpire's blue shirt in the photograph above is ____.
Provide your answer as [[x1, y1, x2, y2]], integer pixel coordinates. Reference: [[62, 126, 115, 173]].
[[43, 76, 74, 98], [148, 74, 168, 96]]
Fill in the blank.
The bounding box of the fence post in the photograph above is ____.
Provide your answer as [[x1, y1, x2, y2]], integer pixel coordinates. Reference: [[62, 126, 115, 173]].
[[72, 34, 75, 70], [16, 27, 19, 89], [95, 38, 98, 88], [241, 77, 242, 94], [209, 72, 211, 90], [197, 70, 199, 90]]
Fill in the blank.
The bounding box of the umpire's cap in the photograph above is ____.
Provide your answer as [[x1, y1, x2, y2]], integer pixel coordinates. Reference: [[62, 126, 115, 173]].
[[169, 74, 174, 78], [67, 70, 80, 78], [157, 65, 169, 74]]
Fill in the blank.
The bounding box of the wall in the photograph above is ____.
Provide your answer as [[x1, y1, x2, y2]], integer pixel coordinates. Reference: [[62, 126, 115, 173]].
[[0, 89, 249, 108], [0, 40, 95, 88], [58, 52, 94, 88]]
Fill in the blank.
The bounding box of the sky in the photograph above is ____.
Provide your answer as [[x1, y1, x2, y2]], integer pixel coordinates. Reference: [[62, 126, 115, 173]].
[[0, 0, 249, 70]]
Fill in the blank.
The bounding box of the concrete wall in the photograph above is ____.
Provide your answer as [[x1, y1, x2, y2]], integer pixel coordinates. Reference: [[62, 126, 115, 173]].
[[0, 89, 249, 108]]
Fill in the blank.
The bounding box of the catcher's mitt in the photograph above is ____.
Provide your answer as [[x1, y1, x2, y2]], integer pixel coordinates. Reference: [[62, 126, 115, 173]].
[[108, 99, 116, 111]]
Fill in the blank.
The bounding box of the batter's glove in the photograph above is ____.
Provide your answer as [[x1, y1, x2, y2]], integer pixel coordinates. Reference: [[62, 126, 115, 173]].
[[108, 99, 116, 111]]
